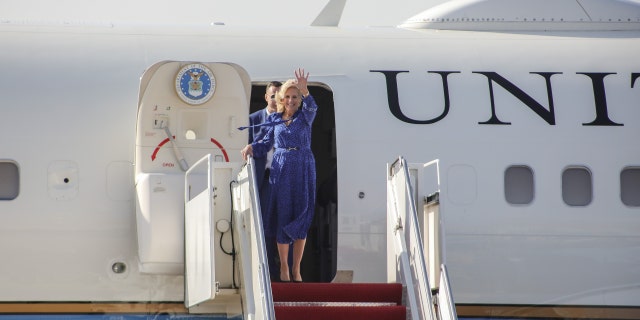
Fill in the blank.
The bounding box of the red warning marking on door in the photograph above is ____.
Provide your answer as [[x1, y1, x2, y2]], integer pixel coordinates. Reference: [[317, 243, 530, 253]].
[[151, 137, 172, 161], [210, 138, 229, 162], [150, 137, 229, 162]]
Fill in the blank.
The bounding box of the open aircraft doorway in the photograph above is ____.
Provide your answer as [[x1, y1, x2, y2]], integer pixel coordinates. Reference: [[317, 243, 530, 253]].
[[249, 83, 337, 283]]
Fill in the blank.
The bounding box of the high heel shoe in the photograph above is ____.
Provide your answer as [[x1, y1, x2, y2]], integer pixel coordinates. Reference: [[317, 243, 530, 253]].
[[279, 272, 291, 282]]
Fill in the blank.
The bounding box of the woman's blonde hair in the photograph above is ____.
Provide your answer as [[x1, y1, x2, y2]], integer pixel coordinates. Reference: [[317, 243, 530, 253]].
[[276, 79, 302, 113]]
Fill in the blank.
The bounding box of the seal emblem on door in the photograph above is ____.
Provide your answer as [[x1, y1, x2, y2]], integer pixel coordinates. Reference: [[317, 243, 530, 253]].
[[175, 63, 215, 105]]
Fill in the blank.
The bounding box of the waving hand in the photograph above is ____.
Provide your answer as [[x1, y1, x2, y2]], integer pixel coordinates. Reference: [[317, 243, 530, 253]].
[[295, 68, 310, 96]]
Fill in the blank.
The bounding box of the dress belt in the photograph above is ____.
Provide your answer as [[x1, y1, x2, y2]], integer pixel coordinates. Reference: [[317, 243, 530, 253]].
[[276, 146, 308, 151]]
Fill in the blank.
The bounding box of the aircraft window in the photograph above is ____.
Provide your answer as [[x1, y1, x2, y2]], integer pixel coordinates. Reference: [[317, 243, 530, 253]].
[[620, 167, 640, 207], [504, 165, 534, 205], [562, 167, 592, 206], [0, 161, 19, 200]]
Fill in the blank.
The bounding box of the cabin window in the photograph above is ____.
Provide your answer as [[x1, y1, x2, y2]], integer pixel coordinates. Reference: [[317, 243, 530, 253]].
[[504, 165, 534, 205], [621, 167, 640, 207], [562, 166, 592, 206], [0, 161, 19, 200]]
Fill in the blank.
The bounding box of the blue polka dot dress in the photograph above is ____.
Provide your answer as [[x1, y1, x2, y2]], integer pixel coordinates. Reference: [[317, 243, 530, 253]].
[[252, 95, 317, 244]]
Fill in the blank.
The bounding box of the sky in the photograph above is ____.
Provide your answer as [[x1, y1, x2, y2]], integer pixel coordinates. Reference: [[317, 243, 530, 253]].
[[5, 0, 639, 29], [0, 0, 448, 27]]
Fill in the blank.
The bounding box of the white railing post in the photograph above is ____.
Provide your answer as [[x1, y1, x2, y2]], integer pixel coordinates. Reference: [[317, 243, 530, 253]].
[[437, 264, 458, 320], [387, 156, 436, 320], [231, 156, 274, 320]]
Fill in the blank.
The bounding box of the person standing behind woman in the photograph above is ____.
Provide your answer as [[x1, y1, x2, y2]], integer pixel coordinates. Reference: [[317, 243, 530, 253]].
[[248, 81, 282, 281], [248, 81, 282, 188], [241, 68, 316, 283]]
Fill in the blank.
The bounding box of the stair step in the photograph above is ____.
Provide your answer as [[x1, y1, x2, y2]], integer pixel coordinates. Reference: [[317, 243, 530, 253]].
[[274, 305, 406, 320], [271, 283, 405, 320], [274, 301, 397, 307], [271, 282, 403, 305], [271, 282, 407, 320]]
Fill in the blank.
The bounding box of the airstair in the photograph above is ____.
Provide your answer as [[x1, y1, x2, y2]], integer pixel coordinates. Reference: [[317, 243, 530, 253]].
[[182, 154, 456, 320], [386, 156, 458, 320], [180, 154, 458, 320]]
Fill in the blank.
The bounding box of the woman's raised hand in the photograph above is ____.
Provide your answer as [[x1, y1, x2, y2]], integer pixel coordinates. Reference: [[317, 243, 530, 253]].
[[294, 68, 309, 95]]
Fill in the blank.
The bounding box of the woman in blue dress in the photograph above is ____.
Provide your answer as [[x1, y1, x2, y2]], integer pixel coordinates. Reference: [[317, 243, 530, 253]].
[[241, 68, 317, 282]]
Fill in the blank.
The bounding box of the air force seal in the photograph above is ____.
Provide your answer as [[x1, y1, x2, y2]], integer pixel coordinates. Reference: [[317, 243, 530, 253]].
[[175, 63, 215, 105]]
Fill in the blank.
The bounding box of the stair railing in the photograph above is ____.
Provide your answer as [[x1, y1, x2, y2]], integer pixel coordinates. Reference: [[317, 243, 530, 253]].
[[231, 156, 275, 320], [387, 156, 437, 320], [437, 264, 458, 320]]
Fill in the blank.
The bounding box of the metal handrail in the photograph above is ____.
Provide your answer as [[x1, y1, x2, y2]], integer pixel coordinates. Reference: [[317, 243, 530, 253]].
[[388, 156, 436, 320], [246, 156, 275, 320], [233, 156, 274, 320], [437, 264, 458, 320]]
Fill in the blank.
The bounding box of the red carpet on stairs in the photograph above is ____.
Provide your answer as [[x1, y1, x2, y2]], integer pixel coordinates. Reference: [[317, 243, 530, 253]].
[[274, 305, 405, 320], [271, 282, 406, 320]]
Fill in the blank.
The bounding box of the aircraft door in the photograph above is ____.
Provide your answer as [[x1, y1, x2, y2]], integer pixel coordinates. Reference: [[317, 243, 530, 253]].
[[134, 61, 249, 274]]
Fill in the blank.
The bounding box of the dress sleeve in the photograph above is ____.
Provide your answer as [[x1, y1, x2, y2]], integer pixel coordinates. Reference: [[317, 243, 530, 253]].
[[300, 95, 318, 126], [251, 115, 276, 157]]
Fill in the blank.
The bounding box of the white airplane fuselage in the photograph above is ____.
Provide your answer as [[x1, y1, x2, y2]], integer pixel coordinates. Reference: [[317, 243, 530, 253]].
[[0, 12, 639, 317]]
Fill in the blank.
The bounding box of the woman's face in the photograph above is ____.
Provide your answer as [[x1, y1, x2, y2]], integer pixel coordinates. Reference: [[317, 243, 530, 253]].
[[282, 87, 301, 114]]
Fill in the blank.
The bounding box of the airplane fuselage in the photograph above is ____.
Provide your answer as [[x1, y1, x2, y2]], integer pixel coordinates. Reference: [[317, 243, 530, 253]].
[[0, 18, 639, 317]]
